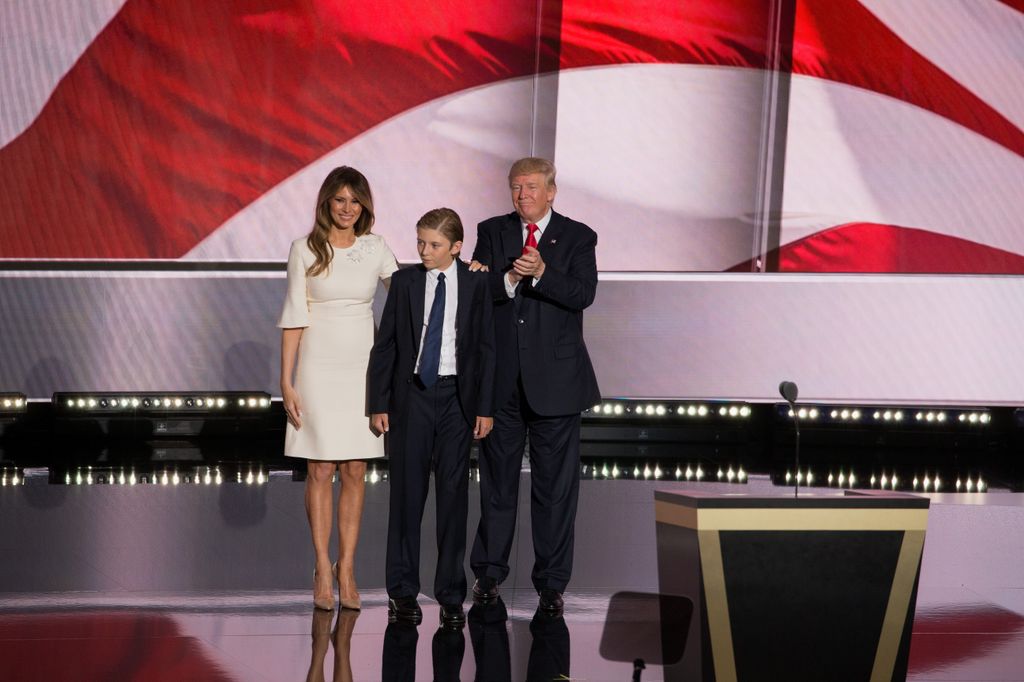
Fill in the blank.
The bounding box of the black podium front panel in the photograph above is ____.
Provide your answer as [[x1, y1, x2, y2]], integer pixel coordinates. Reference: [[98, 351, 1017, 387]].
[[654, 491, 930, 682]]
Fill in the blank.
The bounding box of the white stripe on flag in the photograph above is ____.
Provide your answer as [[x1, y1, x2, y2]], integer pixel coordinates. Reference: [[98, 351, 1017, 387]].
[[782, 74, 1024, 254]]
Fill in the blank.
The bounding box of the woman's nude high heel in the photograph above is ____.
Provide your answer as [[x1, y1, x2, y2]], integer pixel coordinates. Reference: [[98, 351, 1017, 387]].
[[334, 562, 361, 610], [313, 564, 335, 611]]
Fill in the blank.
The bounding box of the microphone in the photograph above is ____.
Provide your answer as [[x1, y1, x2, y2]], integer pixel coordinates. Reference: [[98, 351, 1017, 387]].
[[779, 381, 798, 404], [779, 381, 800, 497]]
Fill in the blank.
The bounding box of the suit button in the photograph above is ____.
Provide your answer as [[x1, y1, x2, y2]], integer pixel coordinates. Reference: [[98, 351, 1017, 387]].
[[518, 319, 524, 324], [406, 378, 412, 384]]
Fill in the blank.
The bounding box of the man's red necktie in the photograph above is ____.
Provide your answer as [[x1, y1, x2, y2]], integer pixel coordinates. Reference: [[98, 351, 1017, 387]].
[[523, 223, 539, 254]]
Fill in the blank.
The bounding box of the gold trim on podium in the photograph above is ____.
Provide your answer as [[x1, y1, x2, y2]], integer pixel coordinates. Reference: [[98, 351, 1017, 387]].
[[697, 529, 738, 682], [870, 530, 926, 682], [656, 499, 929, 682]]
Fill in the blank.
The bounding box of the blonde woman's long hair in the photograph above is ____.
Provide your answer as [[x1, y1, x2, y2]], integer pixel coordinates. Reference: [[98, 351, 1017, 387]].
[[306, 166, 375, 277]]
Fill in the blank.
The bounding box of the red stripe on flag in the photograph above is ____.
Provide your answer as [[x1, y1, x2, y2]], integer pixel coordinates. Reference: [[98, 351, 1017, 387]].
[[776, 223, 1024, 274], [557, 0, 771, 70], [793, 0, 1024, 160]]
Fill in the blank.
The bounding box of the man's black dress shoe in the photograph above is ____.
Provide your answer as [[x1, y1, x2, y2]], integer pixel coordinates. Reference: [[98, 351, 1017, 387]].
[[472, 577, 499, 602], [538, 589, 564, 613], [388, 596, 423, 624], [439, 603, 466, 628]]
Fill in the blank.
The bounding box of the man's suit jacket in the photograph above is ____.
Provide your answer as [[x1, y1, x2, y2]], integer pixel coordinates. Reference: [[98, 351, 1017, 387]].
[[368, 259, 496, 425], [472, 210, 600, 416]]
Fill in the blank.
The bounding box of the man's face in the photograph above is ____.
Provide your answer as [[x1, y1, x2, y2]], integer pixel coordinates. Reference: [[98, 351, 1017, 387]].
[[510, 172, 555, 224]]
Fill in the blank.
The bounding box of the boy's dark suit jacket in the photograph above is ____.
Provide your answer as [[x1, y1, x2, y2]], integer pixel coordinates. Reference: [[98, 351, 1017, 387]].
[[368, 259, 496, 424], [473, 210, 600, 416]]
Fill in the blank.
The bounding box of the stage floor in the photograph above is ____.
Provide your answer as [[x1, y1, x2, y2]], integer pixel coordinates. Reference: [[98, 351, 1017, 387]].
[[1, 467, 1022, 681]]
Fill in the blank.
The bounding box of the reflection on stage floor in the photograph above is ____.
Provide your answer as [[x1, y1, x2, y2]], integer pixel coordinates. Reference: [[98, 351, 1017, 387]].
[[1, 463, 1022, 681]]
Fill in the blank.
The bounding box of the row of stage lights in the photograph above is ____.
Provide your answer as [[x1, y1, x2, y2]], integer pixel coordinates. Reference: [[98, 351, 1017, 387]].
[[66, 397, 230, 409], [785, 407, 992, 425], [61, 466, 230, 486], [582, 461, 747, 482], [348, 465, 748, 484], [784, 469, 987, 492], [50, 465, 389, 486], [587, 401, 752, 419], [56, 392, 271, 412], [1, 465, 986, 491], [7, 462, 750, 487], [2, 394, 1006, 426], [2, 392, 273, 414]]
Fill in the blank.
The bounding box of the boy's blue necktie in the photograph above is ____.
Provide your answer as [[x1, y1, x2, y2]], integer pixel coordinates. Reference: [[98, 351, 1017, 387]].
[[418, 272, 445, 387]]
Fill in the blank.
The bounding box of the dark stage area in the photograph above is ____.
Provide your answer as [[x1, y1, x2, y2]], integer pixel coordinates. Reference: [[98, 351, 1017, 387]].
[[2, 397, 1022, 493]]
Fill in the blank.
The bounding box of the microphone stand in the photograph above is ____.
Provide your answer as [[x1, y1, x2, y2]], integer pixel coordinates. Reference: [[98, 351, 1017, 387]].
[[779, 381, 801, 498], [788, 401, 800, 498]]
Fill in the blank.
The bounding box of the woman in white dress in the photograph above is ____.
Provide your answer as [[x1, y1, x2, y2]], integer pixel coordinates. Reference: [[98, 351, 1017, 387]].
[[279, 166, 398, 611]]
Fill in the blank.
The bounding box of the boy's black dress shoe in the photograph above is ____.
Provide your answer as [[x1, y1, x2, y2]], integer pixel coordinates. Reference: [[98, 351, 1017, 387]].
[[439, 603, 466, 628], [388, 596, 423, 624], [472, 577, 499, 602], [538, 589, 564, 613]]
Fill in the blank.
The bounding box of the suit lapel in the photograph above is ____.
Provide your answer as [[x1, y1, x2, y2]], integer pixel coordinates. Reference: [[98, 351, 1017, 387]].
[[409, 265, 426, 352], [538, 211, 565, 263]]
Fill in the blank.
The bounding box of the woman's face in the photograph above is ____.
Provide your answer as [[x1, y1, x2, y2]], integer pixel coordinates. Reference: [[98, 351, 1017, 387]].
[[329, 185, 362, 230]]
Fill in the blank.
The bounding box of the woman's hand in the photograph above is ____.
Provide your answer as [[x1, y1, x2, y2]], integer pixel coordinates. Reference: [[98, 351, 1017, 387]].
[[282, 384, 303, 429], [468, 260, 489, 272]]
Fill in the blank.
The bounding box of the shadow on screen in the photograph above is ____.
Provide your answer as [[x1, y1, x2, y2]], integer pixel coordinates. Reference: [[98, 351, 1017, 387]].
[[599, 591, 692, 666]]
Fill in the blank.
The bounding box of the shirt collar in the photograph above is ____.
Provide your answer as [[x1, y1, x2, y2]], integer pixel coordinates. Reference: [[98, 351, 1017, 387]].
[[427, 259, 458, 281], [521, 209, 552, 234]]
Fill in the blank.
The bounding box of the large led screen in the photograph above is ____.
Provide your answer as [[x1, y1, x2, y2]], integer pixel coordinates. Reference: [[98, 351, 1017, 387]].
[[2, 0, 1023, 402]]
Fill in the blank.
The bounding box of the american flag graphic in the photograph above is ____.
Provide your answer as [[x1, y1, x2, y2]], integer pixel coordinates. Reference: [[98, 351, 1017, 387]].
[[1, 0, 1022, 272]]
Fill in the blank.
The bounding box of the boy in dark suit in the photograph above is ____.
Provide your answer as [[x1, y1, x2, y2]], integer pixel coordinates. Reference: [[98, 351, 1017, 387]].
[[369, 208, 496, 627]]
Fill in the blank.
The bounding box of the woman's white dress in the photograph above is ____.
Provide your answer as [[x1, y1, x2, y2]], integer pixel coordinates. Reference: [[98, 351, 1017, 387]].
[[278, 233, 398, 460]]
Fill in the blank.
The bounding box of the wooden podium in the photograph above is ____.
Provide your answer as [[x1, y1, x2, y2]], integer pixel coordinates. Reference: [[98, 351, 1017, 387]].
[[654, 490, 929, 682]]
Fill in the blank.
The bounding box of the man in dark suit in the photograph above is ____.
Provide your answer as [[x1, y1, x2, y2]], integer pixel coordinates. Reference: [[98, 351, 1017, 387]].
[[369, 208, 496, 627], [469, 157, 600, 612]]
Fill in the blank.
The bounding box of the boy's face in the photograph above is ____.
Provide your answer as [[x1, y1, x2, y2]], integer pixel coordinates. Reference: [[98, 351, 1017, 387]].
[[417, 227, 461, 270]]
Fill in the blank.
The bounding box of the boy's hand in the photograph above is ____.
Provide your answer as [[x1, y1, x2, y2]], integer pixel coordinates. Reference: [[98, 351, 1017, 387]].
[[473, 416, 493, 440], [371, 413, 389, 435]]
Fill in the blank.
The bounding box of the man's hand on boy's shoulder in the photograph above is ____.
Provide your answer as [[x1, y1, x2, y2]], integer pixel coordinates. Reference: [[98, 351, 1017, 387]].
[[473, 416, 493, 440]]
